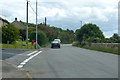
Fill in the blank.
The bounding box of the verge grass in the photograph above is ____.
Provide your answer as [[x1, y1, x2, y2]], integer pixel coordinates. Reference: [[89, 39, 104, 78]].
[[2, 40, 40, 49], [72, 42, 119, 55], [82, 46, 118, 55]]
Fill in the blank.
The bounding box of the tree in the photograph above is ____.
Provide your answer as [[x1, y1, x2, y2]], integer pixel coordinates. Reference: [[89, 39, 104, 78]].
[[58, 31, 75, 44], [110, 33, 119, 40], [58, 32, 70, 43], [76, 23, 105, 43], [29, 31, 48, 46], [37, 24, 52, 41], [109, 33, 120, 43], [2, 24, 19, 43], [50, 26, 63, 41], [28, 27, 36, 34], [19, 28, 26, 41]]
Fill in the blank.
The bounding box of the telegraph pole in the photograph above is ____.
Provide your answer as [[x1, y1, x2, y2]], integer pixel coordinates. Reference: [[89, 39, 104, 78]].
[[26, 0, 29, 48], [36, 0, 38, 49], [45, 17, 47, 26]]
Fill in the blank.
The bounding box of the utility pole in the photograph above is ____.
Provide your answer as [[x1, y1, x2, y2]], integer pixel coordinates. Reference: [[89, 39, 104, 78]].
[[36, 0, 38, 49], [45, 17, 47, 26], [26, 0, 29, 48]]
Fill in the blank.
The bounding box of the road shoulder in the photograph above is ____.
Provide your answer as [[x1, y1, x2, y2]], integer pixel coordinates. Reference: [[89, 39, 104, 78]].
[[2, 61, 31, 78]]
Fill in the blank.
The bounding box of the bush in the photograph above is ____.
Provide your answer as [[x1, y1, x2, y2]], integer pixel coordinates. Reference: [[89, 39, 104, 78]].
[[29, 31, 48, 46], [33, 43, 41, 49], [2, 24, 19, 43], [72, 41, 80, 47]]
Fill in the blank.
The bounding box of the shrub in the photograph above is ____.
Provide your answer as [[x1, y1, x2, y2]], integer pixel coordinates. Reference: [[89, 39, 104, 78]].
[[2, 24, 19, 43], [29, 31, 48, 46], [33, 43, 41, 49], [72, 41, 80, 47]]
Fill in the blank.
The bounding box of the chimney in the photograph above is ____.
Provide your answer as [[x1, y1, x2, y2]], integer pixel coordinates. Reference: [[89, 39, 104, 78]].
[[15, 18, 17, 21]]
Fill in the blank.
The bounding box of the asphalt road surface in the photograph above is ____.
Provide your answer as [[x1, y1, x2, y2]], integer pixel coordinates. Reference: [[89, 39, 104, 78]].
[[2, 49, 33, 60], [2, 44, 118, 78]]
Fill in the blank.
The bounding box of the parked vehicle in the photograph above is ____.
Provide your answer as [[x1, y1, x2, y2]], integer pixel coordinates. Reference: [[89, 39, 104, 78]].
[[51, 40, 60, 48]]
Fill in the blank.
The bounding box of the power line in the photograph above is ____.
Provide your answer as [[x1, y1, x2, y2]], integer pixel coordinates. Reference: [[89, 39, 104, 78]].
[[28, 2, 42, 19], [28, 3, 36, 15]]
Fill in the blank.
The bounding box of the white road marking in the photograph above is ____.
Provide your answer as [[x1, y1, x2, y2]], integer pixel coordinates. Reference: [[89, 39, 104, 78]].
[[20, 62, 26, 65], [18, 51, 42, 68], [27, 51, 38, 56], [18, 65, 23, 68]]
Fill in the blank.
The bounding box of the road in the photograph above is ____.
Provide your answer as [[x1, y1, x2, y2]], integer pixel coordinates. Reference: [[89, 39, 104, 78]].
[[2, 44, 118, 78], [2, 49, 32, 60]]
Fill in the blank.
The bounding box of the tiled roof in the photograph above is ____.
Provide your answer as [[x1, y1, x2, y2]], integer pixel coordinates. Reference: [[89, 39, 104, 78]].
[[12, 20, 26, 29]]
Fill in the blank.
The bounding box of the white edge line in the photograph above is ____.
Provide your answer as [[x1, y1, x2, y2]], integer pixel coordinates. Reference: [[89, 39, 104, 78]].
[[18, 51, 42, 68], [27, 51, 38, 56]]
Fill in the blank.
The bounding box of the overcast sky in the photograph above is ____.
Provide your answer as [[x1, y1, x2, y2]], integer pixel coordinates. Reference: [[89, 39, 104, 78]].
[[0, 0, 119, 38]]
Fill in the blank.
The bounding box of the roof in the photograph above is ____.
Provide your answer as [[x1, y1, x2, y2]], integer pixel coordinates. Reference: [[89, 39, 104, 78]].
[[0, 17, 9, 24], [11, 20, 26, 29]]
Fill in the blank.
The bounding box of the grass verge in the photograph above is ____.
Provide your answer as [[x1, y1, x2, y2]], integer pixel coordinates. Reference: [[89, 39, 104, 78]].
[[1, 40, 41, 49], [82, 46, 118, 55], [72, 42, 119, 55]]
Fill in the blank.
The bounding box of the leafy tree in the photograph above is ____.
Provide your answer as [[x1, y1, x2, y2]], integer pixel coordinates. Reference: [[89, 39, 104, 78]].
[[58, 30, 75, 44], [19, 28, 26, 41], [2, 24, 19, 43], [105, 33, 120, 43], [76, 23, 105, 43], [28, 27, 36, 35], [20, 22, 76, 43], [50, 26, 63, 41], [110, 33, 119, 40], [29, 31, 48, 46], [58, 32, 70, 43], [37, 24, 52, 41]]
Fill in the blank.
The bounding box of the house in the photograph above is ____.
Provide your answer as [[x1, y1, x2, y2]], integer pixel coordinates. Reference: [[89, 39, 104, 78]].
[[11, 18, 26, 29], [0, 17, 9, 27]]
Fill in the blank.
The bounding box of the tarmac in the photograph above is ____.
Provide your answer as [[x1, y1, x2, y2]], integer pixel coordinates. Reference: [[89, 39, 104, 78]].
[[1, 61, 31, 79]]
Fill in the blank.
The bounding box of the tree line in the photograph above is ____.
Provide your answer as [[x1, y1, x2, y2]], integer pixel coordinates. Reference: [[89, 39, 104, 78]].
[[2, 22, 75, 47], [2, 22, 119, 47]]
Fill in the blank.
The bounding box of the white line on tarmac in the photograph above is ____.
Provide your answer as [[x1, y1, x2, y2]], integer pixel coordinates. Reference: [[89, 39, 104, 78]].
[[27, 51, 38, 56], [18, 51, 42, 68]]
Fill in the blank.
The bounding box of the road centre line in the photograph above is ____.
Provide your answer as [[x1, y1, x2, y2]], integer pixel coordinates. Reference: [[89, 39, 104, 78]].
[[18, 51, 42, 68], [27, 51, 38, 56]]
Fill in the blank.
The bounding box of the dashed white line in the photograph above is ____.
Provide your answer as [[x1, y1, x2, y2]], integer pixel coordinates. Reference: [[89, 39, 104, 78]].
[[18, 51, 42, 68], [27, 51, 38, 56]]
